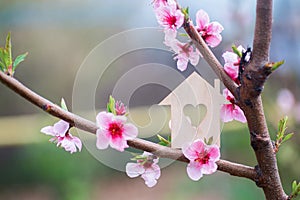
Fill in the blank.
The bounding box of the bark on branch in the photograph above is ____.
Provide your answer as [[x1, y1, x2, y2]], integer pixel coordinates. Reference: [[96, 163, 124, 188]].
[[180, 0, 287, 199], [0, 70, 256, 181]]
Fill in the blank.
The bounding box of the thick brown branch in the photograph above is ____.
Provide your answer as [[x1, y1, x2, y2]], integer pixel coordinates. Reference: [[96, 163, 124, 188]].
[[252, 0, 273, 66], [177, 0, 287, 199], [238, 0, 286, 199], [0, 70, 256, 180], [237, 0, 287, 199]]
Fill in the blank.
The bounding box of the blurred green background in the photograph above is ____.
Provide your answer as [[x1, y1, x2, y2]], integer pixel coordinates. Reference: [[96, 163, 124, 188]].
[[0, 0, 300, 199]]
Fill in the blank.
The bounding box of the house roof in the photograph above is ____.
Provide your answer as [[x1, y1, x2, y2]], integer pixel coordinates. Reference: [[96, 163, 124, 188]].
[[159, 72, 225, 106]]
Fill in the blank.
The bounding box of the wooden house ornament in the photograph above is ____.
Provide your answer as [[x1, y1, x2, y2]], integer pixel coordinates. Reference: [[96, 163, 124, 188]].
[[159, 72, 225, 148]]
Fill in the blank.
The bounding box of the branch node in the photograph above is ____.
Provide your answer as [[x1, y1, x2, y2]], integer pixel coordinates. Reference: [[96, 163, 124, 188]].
[[254, 165, 267, 188], [246, 73, 252, 80], [42, 104, 52, 112], [244, 99, 253, 108], [250, 131, 269, 151]]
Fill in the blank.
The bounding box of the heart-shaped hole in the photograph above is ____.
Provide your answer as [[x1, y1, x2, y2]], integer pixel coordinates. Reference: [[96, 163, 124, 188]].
[[183, 104, 207, 127]]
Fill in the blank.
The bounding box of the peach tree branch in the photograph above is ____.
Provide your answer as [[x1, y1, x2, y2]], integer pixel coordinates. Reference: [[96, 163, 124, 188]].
[[179, 0, 287, 199], [182, 20, 239, 98], [0, 70, 256, 181]]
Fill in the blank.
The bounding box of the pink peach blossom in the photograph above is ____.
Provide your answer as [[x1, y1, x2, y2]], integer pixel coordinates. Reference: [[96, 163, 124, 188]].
[[152, 0, 168, 9], [165, 37, 200, 71], [126, 152, 161, 187], [220, 89, 247, 123], [222, 51, 239, 81], [222, 45, 246, 82], [41, 120, 82, 154], [182, 139, 220, 181], [154, 0, 184, 31], [115, 100, 127, 116], [96, 111, 138, 152], [195, 9, 224, 47]]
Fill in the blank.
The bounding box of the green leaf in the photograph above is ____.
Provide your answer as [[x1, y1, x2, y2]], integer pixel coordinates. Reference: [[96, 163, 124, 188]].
[[60, 98, 68, 111], [282, 132, 294, 144], [157, 134, 171, 146], [0, 47, 5, 65], [179, 33, 189, 37], [107, 95, 116, 115], [130, 154, 146, 161], [232, 44, 242, 58], [0, 60, 4, 71], [271, 60, 284, 71], [3, 48, 10, 68], [13, 52, 28, 70], [277, 116, 288, 140], [5, 32, 12, 67], [297, 183, 300, 193], [292, 181, 297, 193], [181, 7, 189, 20]]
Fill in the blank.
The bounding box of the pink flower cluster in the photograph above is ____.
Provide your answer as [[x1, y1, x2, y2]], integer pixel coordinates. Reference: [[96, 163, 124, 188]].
[[182, 139, 220, 181], [222, 45, 246, 83], [126, 152, 161, 187], [165, 38, 200, 71], [96, 99, 138, 152], [41, 120, 82, 154], [195, 10, 224, 48], [221, 46, 247, 123], [153, 1, 223, 71], [96, 112, 138, 152], [221, 89, 247, 123]]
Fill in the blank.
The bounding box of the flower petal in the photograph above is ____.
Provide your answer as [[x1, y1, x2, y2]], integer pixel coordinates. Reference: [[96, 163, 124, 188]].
[[222, 51, 238, 64], [126, 163, 145, 178], [150, 163, 161, 179], [206, 22, 224, 34], [96, 111, 113, 128], [110, 136, 128, 152], [164, 29, 177, 47], [40, 126, 55, 136], [205, 34, 222, 48], [223, 88, 235, 100], [220, 104, 234, 122], [142, 174, 157, 188], [71, 135, 82, 152], [53, 120, 69, 137], [186, 162, 203, 181], [196, 9, 210, 30], [207, 145, 220, 161], [142, 165, 161, 187], [224, 63, 238, 80], [174, 9, 184, 28], [189, 50, 200, 66], [122, 123, 138, 139], [182, 139, 205, 161], [176, 56, 189, 71], [233, 106, 247, 123], [142, 151, 153, 157], [201, 161, 218, 175], [96, 129, 110, 150], [58, 137, 77, 154], [112, 115, 127, 125]]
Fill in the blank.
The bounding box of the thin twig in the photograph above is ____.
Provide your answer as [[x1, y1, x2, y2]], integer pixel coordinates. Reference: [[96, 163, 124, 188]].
[[0, 70, 256, 180]]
